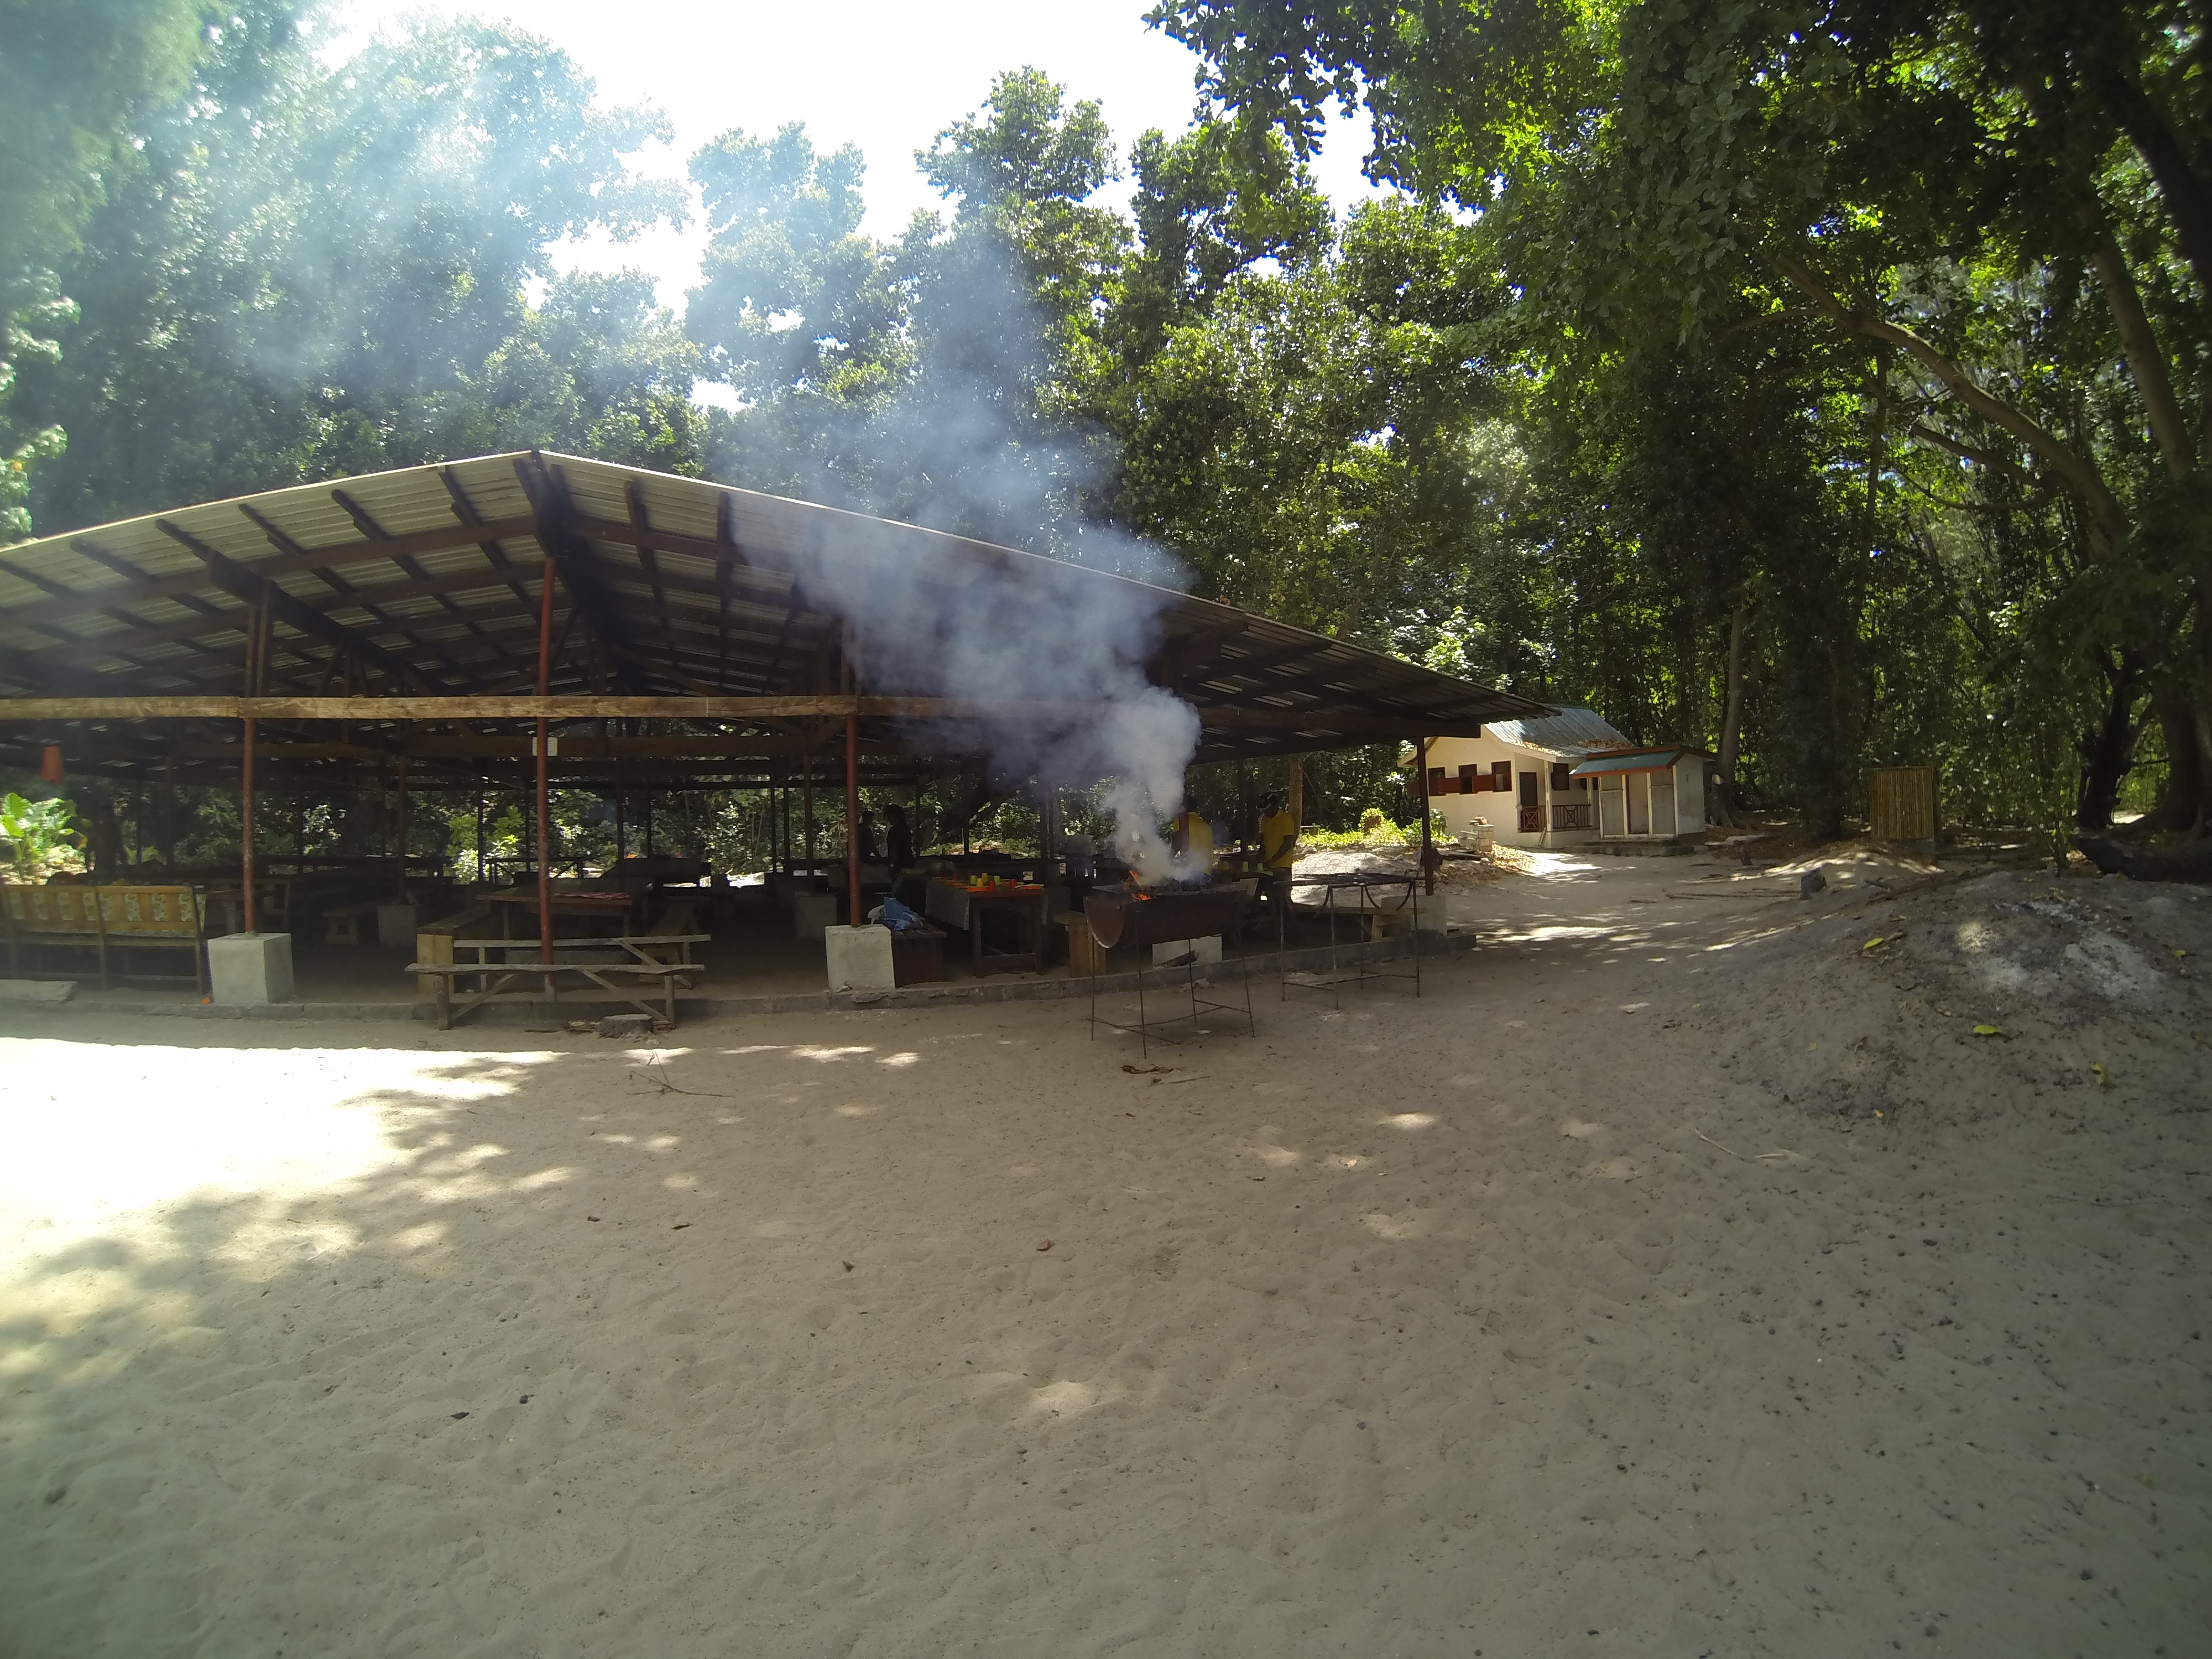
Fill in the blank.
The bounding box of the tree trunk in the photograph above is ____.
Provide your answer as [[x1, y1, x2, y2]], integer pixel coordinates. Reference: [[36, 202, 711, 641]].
[[2150, 679, 2209, 834], [2076, 649, 2143, 832], [1714, 606, 1748, 828]]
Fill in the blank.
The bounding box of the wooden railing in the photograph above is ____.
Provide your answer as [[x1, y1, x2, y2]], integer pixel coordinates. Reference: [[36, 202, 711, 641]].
[[1551, 802, 1592, 830]]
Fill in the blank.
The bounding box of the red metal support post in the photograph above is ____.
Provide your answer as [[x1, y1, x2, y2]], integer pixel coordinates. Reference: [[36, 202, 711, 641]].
[[536, 566, 556, 964], [844, 711, 861, 929]]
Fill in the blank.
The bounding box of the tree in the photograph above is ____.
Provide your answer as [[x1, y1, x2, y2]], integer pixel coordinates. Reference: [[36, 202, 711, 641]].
[[15, 6, 690, 533], [687, 123, 905, 499], [0, 0, 214, 540], [1155, 0, 2212, 836]]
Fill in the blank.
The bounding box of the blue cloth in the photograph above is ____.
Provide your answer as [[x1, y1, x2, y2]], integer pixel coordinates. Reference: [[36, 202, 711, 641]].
[[879, 895, 922, 932]]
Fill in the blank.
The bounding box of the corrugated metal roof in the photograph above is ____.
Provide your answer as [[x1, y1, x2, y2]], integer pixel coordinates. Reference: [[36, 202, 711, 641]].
[[1569, 748, 1700, 777], [0, 450, 1554, 777], [1482, 707, 1630, 757]]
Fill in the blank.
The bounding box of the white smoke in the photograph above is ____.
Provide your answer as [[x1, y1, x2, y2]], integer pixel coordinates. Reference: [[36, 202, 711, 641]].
[[775, 246, 1204, 880]]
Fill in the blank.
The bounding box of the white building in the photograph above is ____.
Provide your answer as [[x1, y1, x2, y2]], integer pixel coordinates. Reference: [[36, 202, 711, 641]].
[[1420, 708, 1712, 851]]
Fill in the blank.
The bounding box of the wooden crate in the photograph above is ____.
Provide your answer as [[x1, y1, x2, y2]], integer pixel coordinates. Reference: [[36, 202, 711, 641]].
[[890, 921, 947, 986], [1869, 766, 1939, 842], [1058, 910, 1108, 977]]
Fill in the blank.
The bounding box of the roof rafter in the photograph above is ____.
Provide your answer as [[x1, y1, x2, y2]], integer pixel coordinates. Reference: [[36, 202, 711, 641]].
[[327, 488, 523, 676], [155, 518, 449, 694]]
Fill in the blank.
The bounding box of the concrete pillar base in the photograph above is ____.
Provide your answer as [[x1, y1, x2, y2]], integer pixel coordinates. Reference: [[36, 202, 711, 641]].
[[208, 932, 294, 1005], [823, 924, 896, 992], [792, 891, 839, 940]]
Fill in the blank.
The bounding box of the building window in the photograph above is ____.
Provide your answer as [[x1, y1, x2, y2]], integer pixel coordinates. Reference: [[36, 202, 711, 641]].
[[1550, 762, 1572, 791]]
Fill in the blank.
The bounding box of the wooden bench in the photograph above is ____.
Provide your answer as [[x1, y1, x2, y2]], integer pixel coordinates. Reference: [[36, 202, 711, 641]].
[[412, 902, 494, 996], [1, 884, 207, 991], [633, 904, 706, 983], [406, 935, 711, 1029]]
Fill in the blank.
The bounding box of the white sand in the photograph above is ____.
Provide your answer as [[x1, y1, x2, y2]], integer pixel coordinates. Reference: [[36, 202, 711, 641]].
[[3, 853, 2208, 1656]]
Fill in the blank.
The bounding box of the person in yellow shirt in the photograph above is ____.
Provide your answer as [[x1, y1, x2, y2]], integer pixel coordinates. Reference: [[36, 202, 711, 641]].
[[1169, 808, 1214, 869], [1256, 794, 1298, 926], [1258, 796, 1298, 873]]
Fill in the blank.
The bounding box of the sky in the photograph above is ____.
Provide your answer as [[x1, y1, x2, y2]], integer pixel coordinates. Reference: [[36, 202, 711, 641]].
[[326, 0, 1390, 310]]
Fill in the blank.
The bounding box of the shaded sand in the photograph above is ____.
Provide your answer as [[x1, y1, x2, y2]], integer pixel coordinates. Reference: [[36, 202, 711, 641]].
[[3, 854, 2209, 1656]]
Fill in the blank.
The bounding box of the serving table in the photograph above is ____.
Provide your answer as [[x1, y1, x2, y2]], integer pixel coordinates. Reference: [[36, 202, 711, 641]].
[[925, 879, 1050, 976]]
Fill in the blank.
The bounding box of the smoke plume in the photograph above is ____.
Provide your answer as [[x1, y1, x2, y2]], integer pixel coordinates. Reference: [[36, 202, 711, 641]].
[[781, 249, 1201, 880]]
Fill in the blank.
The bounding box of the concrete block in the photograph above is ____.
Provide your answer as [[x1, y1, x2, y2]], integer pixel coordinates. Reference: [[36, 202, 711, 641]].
[[208, 932, 294, 1005], [1151, 934, 1223, 967], [793, 890, 839, 940], [824, 924, 896, 992], [375, 900, 419, 946]]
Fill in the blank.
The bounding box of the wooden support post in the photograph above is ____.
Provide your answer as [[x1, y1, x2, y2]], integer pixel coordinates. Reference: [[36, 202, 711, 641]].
[[803, 754, 816, 890], [845, 710, 861, 928], [475, 789, 486, 885], [1416, 736, 1436, 896], [242, 714, 258, 933], [536, 564, 556, 964], [394, 755, 411, 898]]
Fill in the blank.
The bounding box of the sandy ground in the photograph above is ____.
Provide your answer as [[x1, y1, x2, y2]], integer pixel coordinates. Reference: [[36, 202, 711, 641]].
[[2, 849, 2208, 1657]]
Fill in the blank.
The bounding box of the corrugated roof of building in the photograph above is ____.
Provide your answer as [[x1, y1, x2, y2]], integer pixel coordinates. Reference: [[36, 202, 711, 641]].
[[0, 451, 1554, 781], [1479, 707, 1631, 757], [1569, 748, 1705, 778]]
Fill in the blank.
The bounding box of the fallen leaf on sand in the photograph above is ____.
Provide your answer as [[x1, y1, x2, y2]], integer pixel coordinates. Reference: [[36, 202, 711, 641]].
[[1862, 936, 1885, 952], [1036, 1239, 1053, 1251], [1122, 1063, 1173, 1075], [1973, 1024, 2007, 1039], [671, 1222, 691, 1230], [842, 1260, 854, 1271]]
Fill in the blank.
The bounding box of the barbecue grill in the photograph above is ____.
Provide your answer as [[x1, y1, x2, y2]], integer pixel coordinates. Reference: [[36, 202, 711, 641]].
[[1084, 880, 1256, 1055], [1082, 883, 1246, 951]]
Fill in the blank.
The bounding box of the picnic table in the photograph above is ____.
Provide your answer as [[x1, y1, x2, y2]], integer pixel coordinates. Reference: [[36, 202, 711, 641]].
[[482, 889, 634, 938], [406, 933, 709, 1029]]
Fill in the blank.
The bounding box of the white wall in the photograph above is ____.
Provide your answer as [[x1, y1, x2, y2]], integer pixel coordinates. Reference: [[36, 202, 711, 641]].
[[1422, 735, 1595, 846]]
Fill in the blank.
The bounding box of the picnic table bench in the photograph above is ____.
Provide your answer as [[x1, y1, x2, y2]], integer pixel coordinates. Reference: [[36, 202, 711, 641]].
[[405, 934, 709, 1029], [483, 889, 635, 938], [1, 884, 208, 991]]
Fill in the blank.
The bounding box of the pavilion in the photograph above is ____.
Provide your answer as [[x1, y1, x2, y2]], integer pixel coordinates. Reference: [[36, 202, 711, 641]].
[[0, 451, 1550, 998]]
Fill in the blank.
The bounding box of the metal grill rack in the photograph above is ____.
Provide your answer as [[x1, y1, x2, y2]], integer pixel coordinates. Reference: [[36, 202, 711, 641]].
[[1278, 873, 1423, 1008], [1084, 887, 1258, 1058]]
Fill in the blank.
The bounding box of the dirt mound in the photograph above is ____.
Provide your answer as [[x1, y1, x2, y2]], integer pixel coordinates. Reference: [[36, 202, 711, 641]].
[[1682, 869, 2209, 1130]]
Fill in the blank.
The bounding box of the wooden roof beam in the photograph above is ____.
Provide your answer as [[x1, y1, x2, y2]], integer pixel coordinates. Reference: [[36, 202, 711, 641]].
[[515, 456, 646, 692], [155, 519, 449, 694], [330, 488, 524, 677], [437, 467, 540, 612], [0, 514, 539, 634], [247, 500, 493, 688], [625, 478, 683, 667]]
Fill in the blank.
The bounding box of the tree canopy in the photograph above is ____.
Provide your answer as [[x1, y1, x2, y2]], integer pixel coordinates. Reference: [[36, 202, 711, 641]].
[[7, 0, 2208, 845]]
